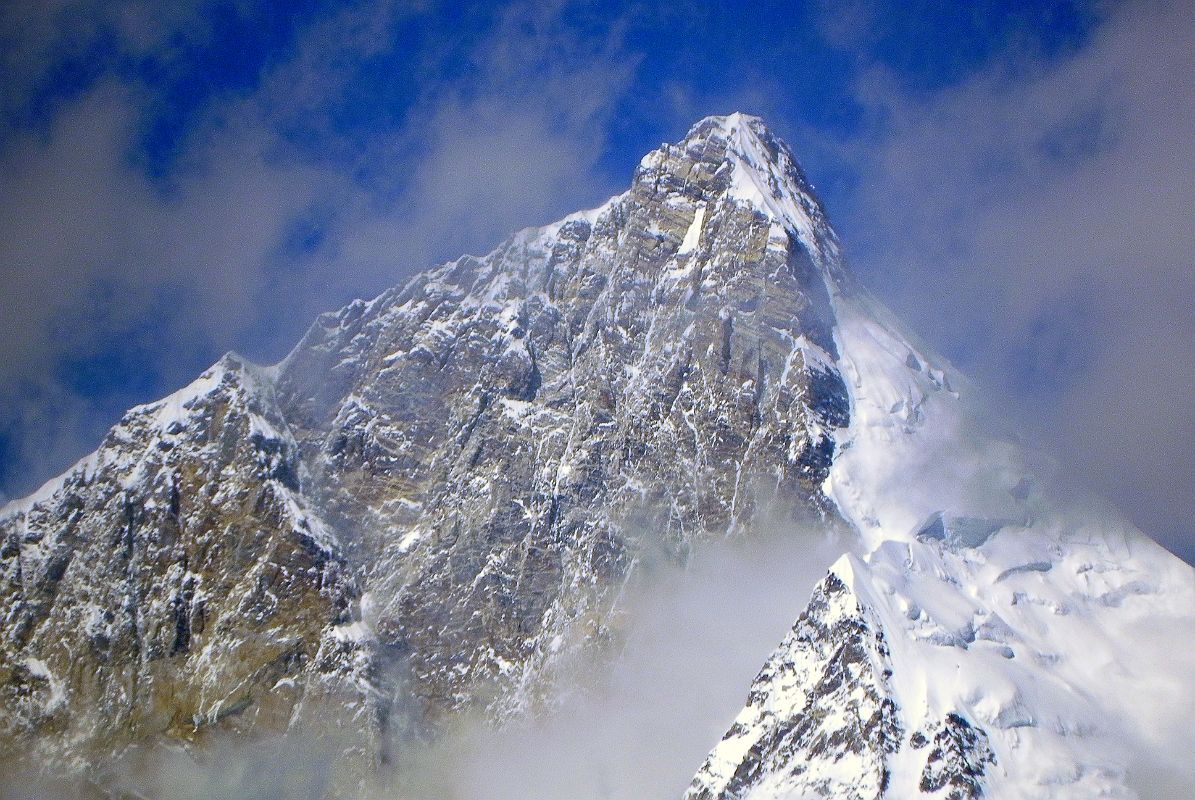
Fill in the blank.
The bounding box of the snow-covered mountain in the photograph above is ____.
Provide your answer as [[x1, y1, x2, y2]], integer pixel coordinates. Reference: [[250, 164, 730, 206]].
[[673, 124, 1195, 800], [0, 112, 851, 778], [685, 276, 1195, 798], [1, 113, 1191, 798]]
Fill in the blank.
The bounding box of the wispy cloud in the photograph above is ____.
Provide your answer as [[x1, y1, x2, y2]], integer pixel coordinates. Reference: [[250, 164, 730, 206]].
[[0, 79, 334, 489], [827, 1, 1195, 560], [0, 0, 640, 498]]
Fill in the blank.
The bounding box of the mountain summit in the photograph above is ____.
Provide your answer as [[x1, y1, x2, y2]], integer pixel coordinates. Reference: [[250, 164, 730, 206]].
[[2, 115, 1192, 797]]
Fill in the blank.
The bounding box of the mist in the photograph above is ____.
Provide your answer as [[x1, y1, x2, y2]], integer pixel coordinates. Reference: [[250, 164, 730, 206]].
[[386, 530, 843, 800], [24, 525, 843, 800]]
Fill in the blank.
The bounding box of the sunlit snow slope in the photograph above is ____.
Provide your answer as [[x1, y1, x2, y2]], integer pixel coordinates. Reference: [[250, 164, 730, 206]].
[[685, 121, 1195, 799]]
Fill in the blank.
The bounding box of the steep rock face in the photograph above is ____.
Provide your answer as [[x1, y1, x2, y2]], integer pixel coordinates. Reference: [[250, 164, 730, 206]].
[[271, 113, 851, 721], [917, 714, 995, 799], [0, 114, 853, 765], [0, 357, 374, 771]]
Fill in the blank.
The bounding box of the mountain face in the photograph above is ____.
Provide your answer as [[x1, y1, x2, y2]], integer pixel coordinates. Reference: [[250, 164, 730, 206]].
[[678, 174, 1195, 797], [2, 113, 1193, 798], [0, 114, 852, 774], [0, 358, 378, 778], [268, 113, 851, 731]]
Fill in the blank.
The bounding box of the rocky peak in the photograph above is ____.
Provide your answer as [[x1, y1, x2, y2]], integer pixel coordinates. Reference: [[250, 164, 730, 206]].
[[1, 112, 856, 786], [633, 113, 841, 272]]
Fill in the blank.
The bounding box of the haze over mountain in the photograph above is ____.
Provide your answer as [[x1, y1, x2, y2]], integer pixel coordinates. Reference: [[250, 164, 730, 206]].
[[1, 113, 1191, 799]]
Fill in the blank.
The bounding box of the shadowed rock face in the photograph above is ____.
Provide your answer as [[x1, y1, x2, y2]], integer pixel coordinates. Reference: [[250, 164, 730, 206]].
[[0, 114, 852, 772]]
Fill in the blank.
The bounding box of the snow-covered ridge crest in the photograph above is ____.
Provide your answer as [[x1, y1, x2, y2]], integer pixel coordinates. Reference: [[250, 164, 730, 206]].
[[0, 352, 276, 521]]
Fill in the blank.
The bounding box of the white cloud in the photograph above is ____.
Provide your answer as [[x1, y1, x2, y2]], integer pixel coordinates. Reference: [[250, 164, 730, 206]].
[[0, 0, 639, 498], [831, 1, 1195, 560]]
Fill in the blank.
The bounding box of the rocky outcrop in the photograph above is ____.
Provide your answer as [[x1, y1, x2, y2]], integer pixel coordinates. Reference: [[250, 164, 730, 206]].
[[0, 357, 375, 772], [917, 713, 995, 799], [685, 568, 902, 800]]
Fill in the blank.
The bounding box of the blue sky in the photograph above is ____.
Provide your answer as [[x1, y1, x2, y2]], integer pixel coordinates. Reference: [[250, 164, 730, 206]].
[[2, 0, 1193, 561]]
